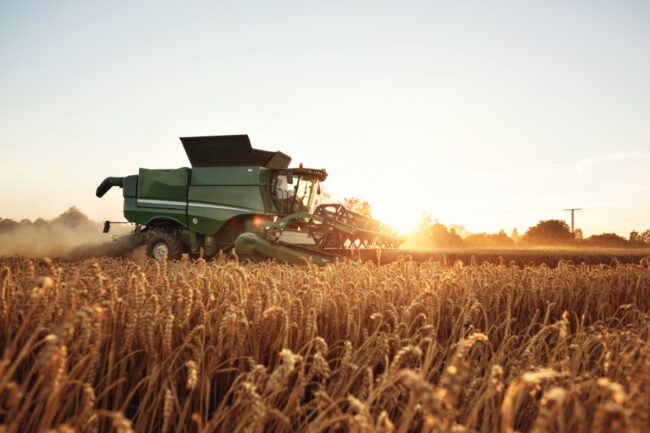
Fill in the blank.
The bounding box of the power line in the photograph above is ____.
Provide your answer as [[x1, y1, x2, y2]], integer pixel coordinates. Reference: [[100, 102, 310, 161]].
[[563, 208, 582, 234]]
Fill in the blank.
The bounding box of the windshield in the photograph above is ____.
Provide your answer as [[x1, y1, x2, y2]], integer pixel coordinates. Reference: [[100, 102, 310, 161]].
[[273, 174, 317, 214]]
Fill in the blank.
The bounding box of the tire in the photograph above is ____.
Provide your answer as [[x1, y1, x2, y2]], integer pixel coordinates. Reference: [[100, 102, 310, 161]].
[[146, 232, 183, 261]]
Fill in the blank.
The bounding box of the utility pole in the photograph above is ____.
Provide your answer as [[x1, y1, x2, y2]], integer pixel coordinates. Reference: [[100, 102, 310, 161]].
[[563, 208, 582, 234]]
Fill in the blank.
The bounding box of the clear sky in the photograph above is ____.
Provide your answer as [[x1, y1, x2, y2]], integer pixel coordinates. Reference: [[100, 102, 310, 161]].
[[1, 1, 649, 237]]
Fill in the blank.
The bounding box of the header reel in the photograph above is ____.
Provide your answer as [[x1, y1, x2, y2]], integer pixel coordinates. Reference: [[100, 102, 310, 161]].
[[308, 204, 403, 250]]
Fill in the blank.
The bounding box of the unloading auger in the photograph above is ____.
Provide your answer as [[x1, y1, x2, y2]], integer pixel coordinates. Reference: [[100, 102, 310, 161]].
[[96, 134, 403, 264]]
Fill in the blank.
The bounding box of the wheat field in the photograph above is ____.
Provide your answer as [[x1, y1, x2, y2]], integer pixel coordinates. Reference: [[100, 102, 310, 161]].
[[0, 255, 649, 433]]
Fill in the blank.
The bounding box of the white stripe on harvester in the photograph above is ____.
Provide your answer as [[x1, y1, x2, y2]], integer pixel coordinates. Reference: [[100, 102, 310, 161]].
[[137, 198, 253, 213], [137, 198, 187, 207], [188, 202, 253, 212]]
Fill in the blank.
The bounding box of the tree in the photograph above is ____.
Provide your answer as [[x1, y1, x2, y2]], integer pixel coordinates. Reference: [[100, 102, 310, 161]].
[[623, 230, 648, 248], [493, 229, 515, 247], [341, 197, 372, 217], [510, 228, 521, 243], [449, 224, 471, 238], [583, 233, 629, 248], [406, 215, 464, 248], [429, 221, 464, 248], [520, 219, 575, 246], [430, 221, 463, 248], [0, 218, 18, 234], [641, 229, 650, 245], [574, 228, 583, 240], [52, 206, 92, 228], [465, 230, 515, 248]]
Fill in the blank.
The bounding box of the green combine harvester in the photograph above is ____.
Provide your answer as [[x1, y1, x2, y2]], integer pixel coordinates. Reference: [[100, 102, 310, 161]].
[[97, 135, 403, 264]]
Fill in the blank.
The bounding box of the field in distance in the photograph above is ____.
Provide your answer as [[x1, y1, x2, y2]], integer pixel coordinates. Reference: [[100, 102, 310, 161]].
[[0, 255, 648, 432]]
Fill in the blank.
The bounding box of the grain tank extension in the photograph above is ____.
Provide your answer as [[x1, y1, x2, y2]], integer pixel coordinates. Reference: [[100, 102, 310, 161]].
[[97, 135, 402, 263]]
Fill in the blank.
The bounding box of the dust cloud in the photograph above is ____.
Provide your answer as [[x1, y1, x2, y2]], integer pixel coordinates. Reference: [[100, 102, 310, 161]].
[[0, 207, 136, 258]]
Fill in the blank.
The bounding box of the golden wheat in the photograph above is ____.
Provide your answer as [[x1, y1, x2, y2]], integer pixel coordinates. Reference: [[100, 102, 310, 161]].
[[0, 255, 648, 432]]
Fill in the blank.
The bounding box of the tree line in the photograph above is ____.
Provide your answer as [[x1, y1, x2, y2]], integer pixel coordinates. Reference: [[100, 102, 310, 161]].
[[0, 206, 99, 233], [407, 215, 650, 249]]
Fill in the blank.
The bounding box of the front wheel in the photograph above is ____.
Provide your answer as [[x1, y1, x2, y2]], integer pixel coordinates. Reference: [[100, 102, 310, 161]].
[[146, 232, 183, 260]]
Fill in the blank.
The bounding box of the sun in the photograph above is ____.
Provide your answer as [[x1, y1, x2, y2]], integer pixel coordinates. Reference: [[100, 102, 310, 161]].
[[372, 206, 422, 235]]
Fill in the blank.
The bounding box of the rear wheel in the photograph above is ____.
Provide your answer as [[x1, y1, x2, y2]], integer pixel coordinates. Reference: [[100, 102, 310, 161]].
[[146, 232, 183, 260]]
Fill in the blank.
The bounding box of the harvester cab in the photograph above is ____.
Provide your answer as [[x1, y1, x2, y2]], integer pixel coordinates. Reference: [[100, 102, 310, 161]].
[[271, 167, 325, 215], [97, 135, 403, 264]]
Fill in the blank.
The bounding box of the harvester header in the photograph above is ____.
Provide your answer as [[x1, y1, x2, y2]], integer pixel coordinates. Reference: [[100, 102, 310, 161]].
[[97, 134, 402, 264]]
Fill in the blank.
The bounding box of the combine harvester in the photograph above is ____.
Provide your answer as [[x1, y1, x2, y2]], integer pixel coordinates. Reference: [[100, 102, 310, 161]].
[[97, 135, 403, 264]]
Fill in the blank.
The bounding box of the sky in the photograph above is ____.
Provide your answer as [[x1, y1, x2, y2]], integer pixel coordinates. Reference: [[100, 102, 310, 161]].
[[1, 0, 649, 237]]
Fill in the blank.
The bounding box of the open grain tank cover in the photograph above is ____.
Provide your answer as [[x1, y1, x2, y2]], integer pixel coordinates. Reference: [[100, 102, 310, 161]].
[[180, 135, 291, 169]]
